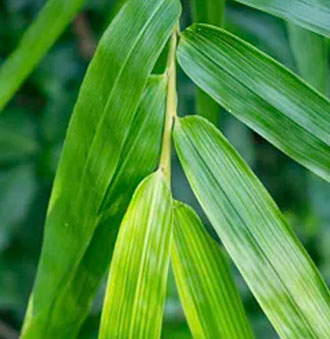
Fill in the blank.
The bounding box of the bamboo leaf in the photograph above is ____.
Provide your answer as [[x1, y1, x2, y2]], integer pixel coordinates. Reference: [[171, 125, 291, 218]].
[[174, 115, 330, 338], [190, 0, 225, 125], [99, 171, 173, 339], [177, 24, 330, 182], [233, 0, 330, 38], [287, 24, 329, 95], [21, 75, 166, 337], [172, 201, 254, 339], [21, 0, 181, 336], [0, 0, 87, 112]]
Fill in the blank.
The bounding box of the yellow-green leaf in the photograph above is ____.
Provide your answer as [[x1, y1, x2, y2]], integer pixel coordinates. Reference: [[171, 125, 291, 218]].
[[99, 171, 173, 339], [172, 201, 254, 339], [174, 115, 330, 338]]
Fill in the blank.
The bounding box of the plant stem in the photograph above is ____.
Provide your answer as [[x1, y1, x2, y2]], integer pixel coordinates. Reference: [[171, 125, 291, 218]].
[[159, 26, 178, 182]]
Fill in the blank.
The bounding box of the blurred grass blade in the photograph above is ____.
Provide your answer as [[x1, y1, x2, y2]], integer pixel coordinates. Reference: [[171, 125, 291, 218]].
[[287, 24, 329, 95], [233, 0, 330, 37], [0, 0, 87, 112], [177, 24, 330, 182], [172, 201, 254, 339], [22, 75, 166, 337], [190, 0, 225, 125], [21, 0, 181, 337], [174, 115, 330, 338], [99, 171, 173, 339]]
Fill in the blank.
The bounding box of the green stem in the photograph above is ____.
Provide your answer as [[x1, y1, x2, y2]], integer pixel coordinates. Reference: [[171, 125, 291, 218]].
[[159, 26, 178, 182]]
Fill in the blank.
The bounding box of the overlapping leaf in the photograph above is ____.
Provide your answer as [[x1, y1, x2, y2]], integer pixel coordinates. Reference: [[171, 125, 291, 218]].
[[177, 24, 330, 182], [99, 171, 173, 339], [233, 0, 330, 37], [0, 0, 87, 112], [21, 0, 181, 337], [174, 115, 330, 338], [172, 201, 254, 338]]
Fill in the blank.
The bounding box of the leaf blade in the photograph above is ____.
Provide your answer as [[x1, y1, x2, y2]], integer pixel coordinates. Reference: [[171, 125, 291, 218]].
[[174, 115, 330, 339], [233, 0, 330, 37], [0, 0, 87, 112], [21, 0, 181, 336], [172, 201, 254, 339], [177, 24, 330, 182], [99, 171, 173, 339]]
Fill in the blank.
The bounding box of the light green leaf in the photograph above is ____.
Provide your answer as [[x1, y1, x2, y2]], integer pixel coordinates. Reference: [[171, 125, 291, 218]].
[[99, 171, 173, 339], [21, 0, 181, 336], [190, 0, 225, 125], [174, 115, 330, 339], [233, 0, 330, 37], [287, 24, 329, 95], [177, 24, 330, 182], [0, 0, 87, 112], [172, 201, 254, 339]]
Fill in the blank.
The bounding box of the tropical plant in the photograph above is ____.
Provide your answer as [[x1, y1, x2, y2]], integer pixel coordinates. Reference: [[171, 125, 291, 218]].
[[0, 0, 330, 338]]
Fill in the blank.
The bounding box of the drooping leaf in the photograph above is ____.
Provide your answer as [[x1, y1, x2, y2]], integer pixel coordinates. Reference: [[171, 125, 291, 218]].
[[287, 24, 329, 95], [0, 0, 87, 112], [172, 201, 254, 339], [99, 171, 173, 339], [21, 0, 181, 337], [177, 24, 330, 182], [233, 0, 330, 38], [190, 0, 225, 125], [174, 115, 330, 338]]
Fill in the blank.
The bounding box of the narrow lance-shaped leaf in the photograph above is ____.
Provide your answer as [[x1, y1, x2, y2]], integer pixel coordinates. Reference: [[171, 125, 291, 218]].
[[22, 0, 181, 337], [177, 24, 330, 182], [190, 0, 225, 125], [174, 115, 330, 338], [172, 201, 254, 339], [99, 171, 173, 339], [21, 75, 166, 337], [287, 24, 329, 95], [233, 0, 330, 38], [0, 0, 87, 112]]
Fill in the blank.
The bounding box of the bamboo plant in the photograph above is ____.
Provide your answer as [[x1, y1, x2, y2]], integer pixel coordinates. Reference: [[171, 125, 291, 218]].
[[1, 0, 330, 338]]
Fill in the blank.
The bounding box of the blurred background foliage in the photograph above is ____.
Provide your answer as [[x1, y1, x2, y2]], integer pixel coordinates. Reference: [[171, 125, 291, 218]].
[[0, 0, 329, 338]]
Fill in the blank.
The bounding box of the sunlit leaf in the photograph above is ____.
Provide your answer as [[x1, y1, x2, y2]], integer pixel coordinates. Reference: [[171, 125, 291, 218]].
[[21, 0, 181, 337], [99, 171, 173, 339], [172, 201, 254, 338], [174, 115, 330, 338], [177, 24, 330, 182]]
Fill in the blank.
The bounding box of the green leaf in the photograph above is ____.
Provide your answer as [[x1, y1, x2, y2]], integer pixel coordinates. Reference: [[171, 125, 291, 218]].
[[190, 0, 225, 125], [22, 75, 166, 337], [21, 0, 181, 336], [0, 0, 87, 112], [177, 24, 330, 182], [99, 171, 173, 339], [174, 115, 330, 338], [172, 201, 254, 339], [233, 0, 330, 38], [287, 24, 329, 95]]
